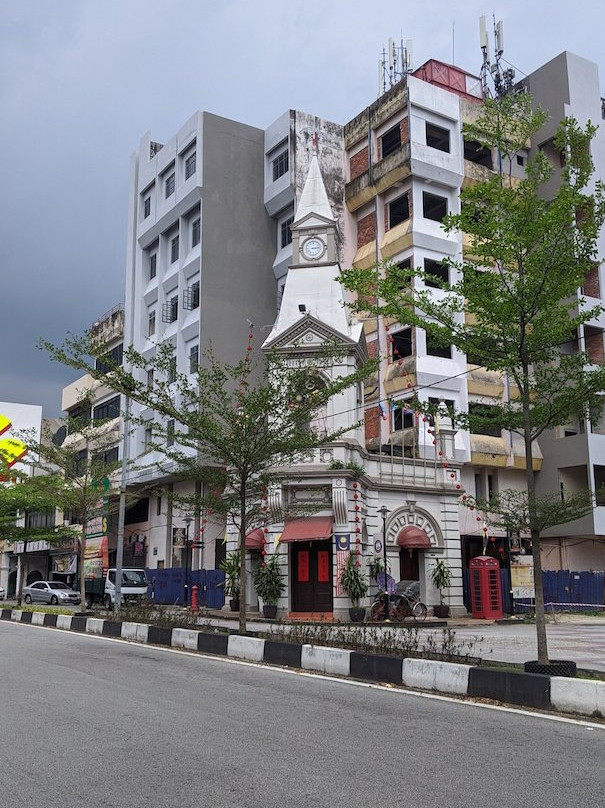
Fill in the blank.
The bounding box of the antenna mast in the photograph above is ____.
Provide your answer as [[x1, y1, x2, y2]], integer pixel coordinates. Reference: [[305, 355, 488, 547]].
[[478, 14, 515, 98], [378, 37, 413, 97]]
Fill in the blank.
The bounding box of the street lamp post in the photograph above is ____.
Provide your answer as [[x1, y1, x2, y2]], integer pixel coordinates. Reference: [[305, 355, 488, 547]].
[[183, 515, 192, 607], [378, 505, 389, 620]]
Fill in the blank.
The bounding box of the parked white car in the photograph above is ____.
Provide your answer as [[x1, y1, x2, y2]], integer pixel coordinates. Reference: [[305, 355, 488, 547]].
[[0, 585, 5, 600]]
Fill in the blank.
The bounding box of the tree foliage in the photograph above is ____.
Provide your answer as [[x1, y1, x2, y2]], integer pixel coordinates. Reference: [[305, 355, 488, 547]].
[[41, 332, 374, 632], [342, 93, 605, 662]]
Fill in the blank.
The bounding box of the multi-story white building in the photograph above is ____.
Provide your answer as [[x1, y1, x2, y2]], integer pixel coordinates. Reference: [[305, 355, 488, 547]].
[[101, 46, 605, 615]]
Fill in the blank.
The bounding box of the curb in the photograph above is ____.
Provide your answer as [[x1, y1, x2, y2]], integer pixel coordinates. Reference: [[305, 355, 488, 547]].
[[5, 609, 604, 719]]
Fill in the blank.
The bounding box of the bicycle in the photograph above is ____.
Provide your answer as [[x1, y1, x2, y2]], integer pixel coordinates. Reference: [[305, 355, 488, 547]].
[[369, 580, 428, 623]]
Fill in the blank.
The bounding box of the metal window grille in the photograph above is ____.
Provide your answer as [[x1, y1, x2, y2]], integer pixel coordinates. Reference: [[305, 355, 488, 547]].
[[170, 235, 179, 263], [191, 218, 200, 247], [280, 216, 294, 248], [189, 345, 199, 373], [185, 152, 196, 180], [162, 297, 178, 323], [272, 150, 289, 181], [165, 172, 175, 198], [183, 282, 199, 310], [381, 124, 401, 158]]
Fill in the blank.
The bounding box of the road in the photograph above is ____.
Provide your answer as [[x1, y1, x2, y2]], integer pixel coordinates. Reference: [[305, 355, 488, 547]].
[[1, 621, 604, 808]]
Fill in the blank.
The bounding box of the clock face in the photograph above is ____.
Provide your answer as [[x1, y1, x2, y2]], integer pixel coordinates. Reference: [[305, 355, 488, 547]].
[[302, 237, 324, 260]]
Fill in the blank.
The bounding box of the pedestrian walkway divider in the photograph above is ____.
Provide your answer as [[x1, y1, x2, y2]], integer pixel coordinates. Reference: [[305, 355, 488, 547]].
[[3, 608, 604, 721]]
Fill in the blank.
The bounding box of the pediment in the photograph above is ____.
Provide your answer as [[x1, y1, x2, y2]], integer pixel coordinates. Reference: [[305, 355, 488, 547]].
[[264, 314, 356, 353], [292, 212, 334, 231]]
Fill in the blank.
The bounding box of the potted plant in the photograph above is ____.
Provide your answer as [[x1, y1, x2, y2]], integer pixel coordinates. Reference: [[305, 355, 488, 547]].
[[220, 550, 241, 611], [340, 552, 369, 622], [431, 558, 452, 618], [253, 552, 285, 619]]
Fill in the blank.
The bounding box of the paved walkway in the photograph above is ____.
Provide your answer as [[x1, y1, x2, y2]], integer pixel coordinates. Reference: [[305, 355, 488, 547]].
[[197, 611, 605, 672]]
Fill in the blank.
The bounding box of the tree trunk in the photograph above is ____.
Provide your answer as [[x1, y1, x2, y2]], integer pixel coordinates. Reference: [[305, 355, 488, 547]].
[[522, 398, 549, 664], [238, 483, 247, 636], [16, 553, 25, 606]]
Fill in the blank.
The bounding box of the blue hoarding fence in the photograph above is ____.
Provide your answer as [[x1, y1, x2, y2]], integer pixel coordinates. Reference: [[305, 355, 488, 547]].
[[145, 568, 225, 608], [463, 568, 605, 614]]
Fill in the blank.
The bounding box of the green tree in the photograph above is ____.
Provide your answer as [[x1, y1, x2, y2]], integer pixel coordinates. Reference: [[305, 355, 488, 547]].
[[0, 472, 78, 604], [41, 336, 373, 634], [342, 94, 605, 663]]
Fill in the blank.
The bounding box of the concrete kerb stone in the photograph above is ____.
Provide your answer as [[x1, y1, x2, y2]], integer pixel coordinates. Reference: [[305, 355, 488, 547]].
[[301, 644, 352, 676], [56, 614, 73, 630], [228, 634, 265, 662], [121, 621, 149, 643], [551, 676, 605, 717], [172, 628, 200, 651], [86, 618, 105, 636], [31, 612, 45, 626], [11, 610, 23, 621], [403, 658, 472, 695]]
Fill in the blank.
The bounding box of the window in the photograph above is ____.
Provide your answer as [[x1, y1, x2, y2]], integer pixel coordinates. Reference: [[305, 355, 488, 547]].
[[388, 194, 410, 228], [93, 446, 119, 469], [149, 253, 157, 280], [388, 257, 412, 290], [170, 234, 179, 263], [93, 395, 121, 422], [183, 281, 199, 310], [144, 427, 153, 453], [380, 124, 401, 159], [391, 328, 412, 360], [595, 466, 605, 505], [393, 404, 415, 431], [272, 150, 289, 181], [143, 196, 151, 218], [189, 344, 199, 373], [67, 404, 91, 433], [469, 402, 502, 437], [146, 369, 154, 389], [464, 139, 493, 169], [148, 310, 156, 337], [280, 216, 294, 248], [167, 357, 177, 383], [96, 343, 123, 373], [426, 332, 452, 358], [516, 154, 525, 167], [156, 494, 162, 515], [423, 192, 448, 222], [162, 296, 178, 323], [426, 122, 450, 153], [191, 217, 200, 247], [185, 151, 196, 180], [424, 258, 448, 288], [165, 172, 175, 198], [428, 397, 455, 420], [74, 449, 88, 477], [167, 419, 175, 447]]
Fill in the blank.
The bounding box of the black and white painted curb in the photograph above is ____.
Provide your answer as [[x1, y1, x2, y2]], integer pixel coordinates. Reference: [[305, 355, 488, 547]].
[[4, 608, 604, 719]]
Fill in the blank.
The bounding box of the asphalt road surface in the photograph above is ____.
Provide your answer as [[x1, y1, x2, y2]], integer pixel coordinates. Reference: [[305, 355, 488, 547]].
[[1, 621, 603, 808]]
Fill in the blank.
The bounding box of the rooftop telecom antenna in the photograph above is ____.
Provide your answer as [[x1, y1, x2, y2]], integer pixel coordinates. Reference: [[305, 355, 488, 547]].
[[378, 37, 413, 96], [479, 15, 515, 98]]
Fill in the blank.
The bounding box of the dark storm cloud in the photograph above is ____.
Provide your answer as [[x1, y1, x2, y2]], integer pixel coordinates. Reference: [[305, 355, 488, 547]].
[[1, 0, 604, 415]]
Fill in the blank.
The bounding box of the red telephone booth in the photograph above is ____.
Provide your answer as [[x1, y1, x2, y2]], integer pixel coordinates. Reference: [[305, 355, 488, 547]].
[[469, 555, 503, 619]]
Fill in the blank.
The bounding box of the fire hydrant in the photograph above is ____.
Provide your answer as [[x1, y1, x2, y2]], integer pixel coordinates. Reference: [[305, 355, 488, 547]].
[[191, 585, 199, 614]]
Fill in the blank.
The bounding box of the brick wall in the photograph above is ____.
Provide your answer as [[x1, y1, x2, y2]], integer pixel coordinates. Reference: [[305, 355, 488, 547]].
[[349, 146, 369, 182], [586, 331, 604, 365], [584, 264, 601, 298], [357, 212, 376, 248], [365, 406, 380, 442]]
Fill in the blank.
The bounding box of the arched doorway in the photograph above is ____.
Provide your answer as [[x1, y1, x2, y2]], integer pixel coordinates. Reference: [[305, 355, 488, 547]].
[[27, 569, 43, 585], [397, 525, 431, 583]]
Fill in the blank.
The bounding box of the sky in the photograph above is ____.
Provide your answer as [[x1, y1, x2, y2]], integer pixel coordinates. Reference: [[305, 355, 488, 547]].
[[2, 0, 605, 417]]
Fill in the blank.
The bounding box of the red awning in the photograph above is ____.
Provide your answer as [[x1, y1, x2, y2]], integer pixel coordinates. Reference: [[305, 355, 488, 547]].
[[245, 528, 266, 550], [396, 526, 431, 549], [280, 516, 333, 543]]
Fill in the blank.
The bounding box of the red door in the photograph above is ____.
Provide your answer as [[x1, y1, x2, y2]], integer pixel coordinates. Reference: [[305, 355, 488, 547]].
[[291, 540, 333, 612]]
